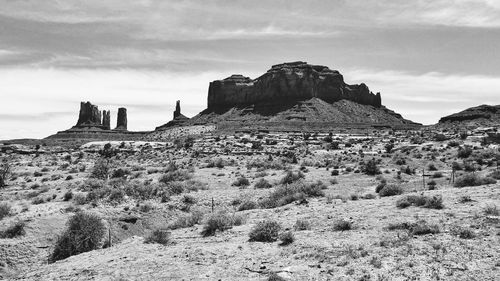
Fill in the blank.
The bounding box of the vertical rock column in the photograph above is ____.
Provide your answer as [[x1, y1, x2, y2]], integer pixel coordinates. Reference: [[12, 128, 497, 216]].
[[102, 110, 111, 130], [115, 108, 128, 131], [174, 100, 181, 119], [76, 101, 102, 127]]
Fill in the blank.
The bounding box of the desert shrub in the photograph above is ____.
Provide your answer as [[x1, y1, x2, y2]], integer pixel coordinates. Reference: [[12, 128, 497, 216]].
[[454, 174, 496, 187], [144, 229, 171, 245], [427, 163, 437, 171], [50, 211, 106, 262], [379, 185, 403, 197], [331, 170, 339, 176], [267, 273, 286, 281], [457, 146, 473, 159], [363, 193, 376, 200], [452, 227, 475, 239], [0, 158, 12, 188], [98, 143, 117, 158], [385, 143, 394, 153], [238, 200, 257, 211], [254, 178, 272, 189], [90, 159, 112, 180], [362, 159, 381, 175], [124, 182, 169, 200], [207, 158, 225, 168], [0, 202, 12, 220], [397, 194, 443, 209], [73, 193, 87, 205], [427, 180, 437, 190], [201, 211, 241, 237], [248, 220, 281, 242], [293, 219, 311, 231], [246, 158, 288, 170], [0, 221, 26, 238], [168, 210, 204, 230], [432, 172, 443, 178], [31, 196, 45, 205], [184, 180, 208, 192], [181, 194, 196, 205], [279, 171, 305, 185], [452, 161, 463, 171], [375, 178, 387, 193], [488, 170, 500, 179], [159, 170, 192, 184], [259, 181, 325, 209], [279, 231, 294, 246], [139, 202, 154, 212], [63, 191, 73, 201], [458, 195, 472, 203], [111, 168, 130, 179], [232, 176, 250, 187], [107, 189, 126, 204], [484, 204, 499, 216], [410, 221, 440, 236], [333, 219, 352, 231]]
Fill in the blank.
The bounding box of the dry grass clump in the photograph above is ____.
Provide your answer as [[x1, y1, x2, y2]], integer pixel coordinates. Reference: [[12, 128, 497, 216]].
[[396, 194, 444, 209], [454, 174, 496, 187], [259, 181, 325, 209], [0, 202, 12, 220], [0, 221, 26, 238], [50, 211, 106, 263], [237, 199, 258, 211], [159, 170, 193, 184], [278, 231, 294, 246], [386, 220, 440, 236], [483, 204, 499, 216], [168, 210, 204, 230], [294, 219, 311, 231], [248, 220, 281, 242], [201, 211, 243, 237], [378, 185, 403, 197], [254, 178, 272, 189], [279, 170, 305, 185], [145, 229, 171, 245], [333, 219, 352, 231], [232, 176, 250, 187]]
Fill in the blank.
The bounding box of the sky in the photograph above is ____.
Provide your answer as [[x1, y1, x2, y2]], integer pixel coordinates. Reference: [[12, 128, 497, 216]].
[[0, 0, 499, 139]]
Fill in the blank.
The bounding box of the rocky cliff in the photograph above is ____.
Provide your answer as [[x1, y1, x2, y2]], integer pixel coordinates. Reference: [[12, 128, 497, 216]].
[[76, 102, 103, 128], [207, 61, 381, 112]]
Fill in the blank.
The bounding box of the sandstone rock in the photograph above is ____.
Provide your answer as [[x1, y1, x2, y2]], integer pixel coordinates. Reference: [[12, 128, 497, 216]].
[[439, 105, 500, 123], [115, 108, 128, 131], [207, 61, 382, 112], [174, 100, 181, 119], [76, 101, 102, 127], [102, 110, 111, 130]]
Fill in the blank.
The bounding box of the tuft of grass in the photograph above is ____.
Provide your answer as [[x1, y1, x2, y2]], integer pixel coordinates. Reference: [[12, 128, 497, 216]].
[[484, 204, 499, 216], [0, 202, 12, 220], [145, 229, 171, 245], [168, 210, 204, 230], [232, 176, 250, 187], [293, 219, 311, 231], [254, 178, 272, 189], [259, 181, 325, 209], [278, 231, 294, 246], [279, 171, 305, 185], [333, 219, 352, 231], [249, 220, 281, 242]]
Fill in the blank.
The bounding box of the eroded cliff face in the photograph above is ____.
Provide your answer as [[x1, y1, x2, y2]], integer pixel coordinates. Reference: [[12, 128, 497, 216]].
[[76, 102, 102, 127], [207, 61, 381, 112]]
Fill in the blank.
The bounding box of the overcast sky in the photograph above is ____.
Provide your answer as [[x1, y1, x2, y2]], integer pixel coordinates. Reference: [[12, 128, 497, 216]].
[[1, 0, 499, 139]]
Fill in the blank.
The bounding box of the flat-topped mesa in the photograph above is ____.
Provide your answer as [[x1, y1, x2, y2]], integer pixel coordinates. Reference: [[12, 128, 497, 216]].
[[207, 61, 382, 112], [75, 101, 104, 128], [115, 108, 128, 131]]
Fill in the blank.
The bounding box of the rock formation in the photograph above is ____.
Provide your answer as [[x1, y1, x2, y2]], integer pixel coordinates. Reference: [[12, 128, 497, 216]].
[[102, 110, 111, 130], [155, 100, 190, 130], [115, 108, 128, 131], [76, 102, 103, 127], [207, 61, 381, 112], [439, 105, 500, 123]]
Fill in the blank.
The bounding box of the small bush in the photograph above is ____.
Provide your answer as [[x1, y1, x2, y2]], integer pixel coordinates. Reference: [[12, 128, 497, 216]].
[[238, 200, 257, 211], [484, 204, 499, 216], [279, 171, 305, 185], [452, 227, 475, 239], [63, 191, 73, 201], [293, 219, 310, 231], [111, 168, 130, 179], [362, 159, 381, 175], [267, 272, 286, 281], [454, 174, 496, 187], [333, 219, 352, 231], [254, 178, 272, 189], [50, 211, 106, 262], [73, 193, 87, 205], [457, 146, 473, 159], [201, 211, 240, 237], [0, 202, 12, 220], [279, 231, 294, 246], [410, 221, 440, 236], [397, 195, 444, 209], [90, 159, 112, 180], [249, 220, 281, 242], [159, 170, 192, 184], [0, 221, 26, 238], [259, 181, 325, 208], [169, 210, 204, 230], [379, 185, 403, 197], [432, 172, 443, 178], [232, 176, 250, 187], [145, 229, 171, 245]]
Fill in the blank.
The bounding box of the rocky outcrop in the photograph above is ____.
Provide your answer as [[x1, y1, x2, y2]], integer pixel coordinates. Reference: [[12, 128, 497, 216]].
[[155, 101, 190, 130], [439, 105, 500, 123], [76, 102, 103, 127], [115, 108, 128, 131], [207, 61, 381, 112], [102, 110, 111, 130]]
